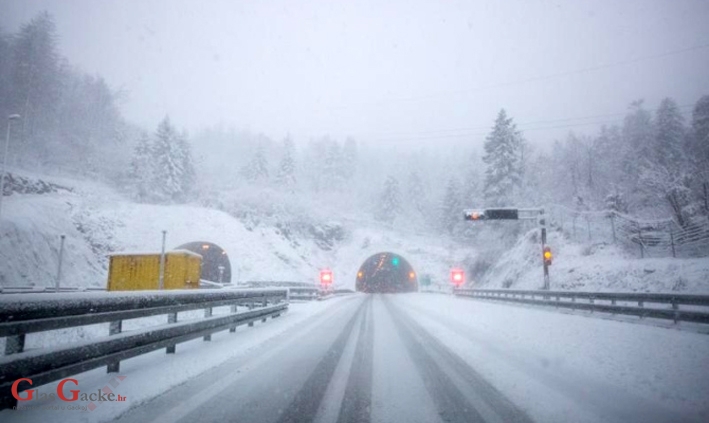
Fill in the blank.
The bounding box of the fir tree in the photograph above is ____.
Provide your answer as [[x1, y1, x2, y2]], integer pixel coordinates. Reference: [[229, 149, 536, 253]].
[[152, 116, 193, 202], [276, 136, 297, 189], [482, 109, 524, 206], [376, 175, 401, 226], [129, 132, 153, 202], [242, 143, 269, 183], [342, 137, 358, 181], [654, 97, 685, 169], [441, 177, 463, 235]]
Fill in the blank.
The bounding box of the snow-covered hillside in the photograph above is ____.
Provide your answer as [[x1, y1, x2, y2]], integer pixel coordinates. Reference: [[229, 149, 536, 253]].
[[0, 171, 476, 290], [480, 228, 709, 293]]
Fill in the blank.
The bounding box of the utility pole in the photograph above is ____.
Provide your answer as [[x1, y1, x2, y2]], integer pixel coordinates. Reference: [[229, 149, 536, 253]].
[[158, 230, 167, 290]]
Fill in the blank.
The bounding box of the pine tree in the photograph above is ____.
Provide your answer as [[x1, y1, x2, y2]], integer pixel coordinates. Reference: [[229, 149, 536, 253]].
[[441, 177, 463, 235], [407, 170, 426, 215], [482, 109, 524, 206], [242, 143, 269, 183], [690, 96, 709, 216], [152, 116, 193, 202], [130, 132, 153, 202], [176, 130, 196, 196], [10, 12, 60, 155], [342, 137, 358, 181], [324, 138, 343, 190], [621, 100, 654, 181], [276, 136, 297, 189], [375, 175, 401, 226], [654, 97, 685, 169]]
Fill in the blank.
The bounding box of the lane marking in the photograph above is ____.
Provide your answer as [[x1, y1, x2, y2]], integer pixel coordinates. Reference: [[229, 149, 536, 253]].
[[144, 296, 364, 423]]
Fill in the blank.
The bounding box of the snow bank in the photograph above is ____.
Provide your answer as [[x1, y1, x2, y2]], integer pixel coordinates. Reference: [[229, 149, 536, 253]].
[[480, 228, 709, 293]]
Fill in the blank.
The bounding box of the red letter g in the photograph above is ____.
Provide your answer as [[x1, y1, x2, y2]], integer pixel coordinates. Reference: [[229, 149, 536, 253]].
[[11, 378, 34, 401]]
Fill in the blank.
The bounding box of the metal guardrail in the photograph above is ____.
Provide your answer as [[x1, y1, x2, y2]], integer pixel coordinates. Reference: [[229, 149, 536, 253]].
[[0, 288, 288, 409], [0, 286, 107, 294], [453, 288, 709, 324], [288, 287, 355, 301]]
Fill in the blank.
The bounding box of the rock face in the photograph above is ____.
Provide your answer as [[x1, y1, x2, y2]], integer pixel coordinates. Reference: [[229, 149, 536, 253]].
[[1, 173, 72, 196]]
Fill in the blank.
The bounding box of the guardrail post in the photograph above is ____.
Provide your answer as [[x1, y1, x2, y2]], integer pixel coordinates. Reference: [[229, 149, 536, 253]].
[[4, 334, 25, 355], [638, 300, 644, 319], [107, 321, 122, 373], [230, 304, 238, 332], [166, 313, 177, 354], [261, 297, 268, 322], [672, 297, 679, 324], [590, 296, 595, 313], [204, 307, 213, 341], [248, 301, 255, 327]]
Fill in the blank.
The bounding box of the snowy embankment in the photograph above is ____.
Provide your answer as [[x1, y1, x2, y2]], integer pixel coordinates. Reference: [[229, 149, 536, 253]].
[[0, 296, 357, 423], [0, 171, 476, 290], [480, 228, 709, 293], [397, 294, 709, 423]]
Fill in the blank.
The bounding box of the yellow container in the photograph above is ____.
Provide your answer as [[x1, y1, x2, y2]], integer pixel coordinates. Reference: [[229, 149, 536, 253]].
[[107, 250, 202, 291]]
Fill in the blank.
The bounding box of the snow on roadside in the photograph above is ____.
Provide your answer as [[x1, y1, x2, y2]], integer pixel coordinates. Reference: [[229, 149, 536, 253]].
[[397, 293, 709, 423], [0, 297, 355, 423], [481, 228, 709, 293]]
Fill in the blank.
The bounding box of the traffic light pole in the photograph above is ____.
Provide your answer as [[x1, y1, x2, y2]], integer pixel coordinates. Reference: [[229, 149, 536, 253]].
[[541, 215, 550, 290], [463, 207, 551, 290]]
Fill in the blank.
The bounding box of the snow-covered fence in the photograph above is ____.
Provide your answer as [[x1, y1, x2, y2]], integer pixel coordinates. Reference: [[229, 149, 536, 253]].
[[454, 288, 709, 324], [0, 288, 288, 410], [547, 204, 709, 258]]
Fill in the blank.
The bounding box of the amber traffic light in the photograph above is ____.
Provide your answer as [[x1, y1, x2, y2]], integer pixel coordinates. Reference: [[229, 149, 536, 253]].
[[543, 246, 552, 266]]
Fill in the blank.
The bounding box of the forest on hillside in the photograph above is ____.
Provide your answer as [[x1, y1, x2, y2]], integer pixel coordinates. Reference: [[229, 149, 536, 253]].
[[2, 12, 708, 239]]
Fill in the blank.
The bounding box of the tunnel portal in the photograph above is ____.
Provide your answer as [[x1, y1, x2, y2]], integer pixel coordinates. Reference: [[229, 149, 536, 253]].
[[174, 241, 231, 283], [356, 252, 418, 293]]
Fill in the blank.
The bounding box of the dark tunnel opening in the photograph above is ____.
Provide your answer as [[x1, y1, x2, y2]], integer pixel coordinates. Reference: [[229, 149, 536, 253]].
[[174, 241, 232, 283], [356, 252, 418, 293]]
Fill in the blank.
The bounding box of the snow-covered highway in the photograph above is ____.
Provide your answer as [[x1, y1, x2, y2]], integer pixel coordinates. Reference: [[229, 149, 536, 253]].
[[105, 294, 708, 423], [3, 293, 708, 423]]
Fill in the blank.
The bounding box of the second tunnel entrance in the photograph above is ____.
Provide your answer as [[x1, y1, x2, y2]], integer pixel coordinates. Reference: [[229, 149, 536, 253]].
[[356, 252, 418, 293]]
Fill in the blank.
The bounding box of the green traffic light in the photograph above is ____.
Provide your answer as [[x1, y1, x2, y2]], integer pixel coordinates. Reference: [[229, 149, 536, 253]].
[[392, 257, 400, 266]]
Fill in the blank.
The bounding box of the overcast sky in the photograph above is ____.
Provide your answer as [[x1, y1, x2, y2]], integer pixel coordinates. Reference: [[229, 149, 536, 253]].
[[2, 0, 709, 149]]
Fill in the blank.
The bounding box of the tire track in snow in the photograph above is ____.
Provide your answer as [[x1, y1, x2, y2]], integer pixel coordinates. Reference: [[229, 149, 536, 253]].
[[383, 296, 534, 423], [277, 297, 367, 423], [337, 295, 374, 423]]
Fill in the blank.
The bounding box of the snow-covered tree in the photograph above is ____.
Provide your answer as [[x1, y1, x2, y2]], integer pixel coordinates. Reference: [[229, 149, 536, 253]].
[[129, 132, 153, 202], [440, 177, 463, 236], [152, 116, 194, 202], [407, 170, 427, 215], [276, 136, 297, 189], [342, 137, 358, 181], [241, 143, 269, 183], [654, 97, 685, 169], [483, 109, 524, 206], [375, 175, 401, 226]]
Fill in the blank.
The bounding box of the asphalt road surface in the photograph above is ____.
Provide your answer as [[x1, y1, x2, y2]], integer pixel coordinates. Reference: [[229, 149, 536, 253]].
[[113, 294, 535, 423]]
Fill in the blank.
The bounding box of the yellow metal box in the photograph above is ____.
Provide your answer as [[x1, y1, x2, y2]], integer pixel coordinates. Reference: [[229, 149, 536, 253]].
[[107, 250, 202, 291]]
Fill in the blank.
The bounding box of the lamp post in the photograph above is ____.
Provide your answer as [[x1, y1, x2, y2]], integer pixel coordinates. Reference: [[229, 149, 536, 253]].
[[0, 114, 21, 234]]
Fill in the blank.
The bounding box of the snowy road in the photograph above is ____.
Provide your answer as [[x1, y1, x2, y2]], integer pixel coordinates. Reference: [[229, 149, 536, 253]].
[[111, 294, 708, 423]]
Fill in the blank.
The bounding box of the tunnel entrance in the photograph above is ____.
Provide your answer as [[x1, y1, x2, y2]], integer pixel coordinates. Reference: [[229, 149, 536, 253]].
[[174, 241, 231, 283], [356, 252, 418, 293]]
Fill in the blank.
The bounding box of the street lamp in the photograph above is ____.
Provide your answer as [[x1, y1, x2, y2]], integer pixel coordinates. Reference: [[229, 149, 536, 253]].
[[0, 114, 21, 233]]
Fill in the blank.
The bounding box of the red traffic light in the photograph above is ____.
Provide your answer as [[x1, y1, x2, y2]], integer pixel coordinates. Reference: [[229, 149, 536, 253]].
[[464, 210, 485, 221], [320, 269, 333, 284], [450, 268, 465, 286], [543, 246, 552, 265]]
